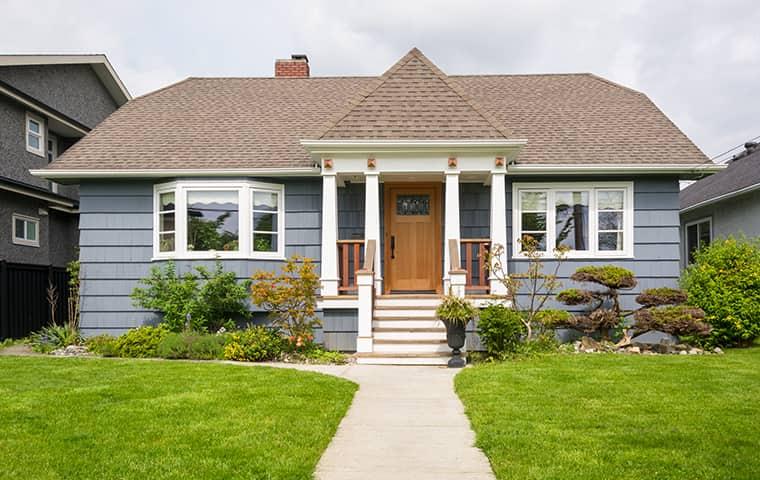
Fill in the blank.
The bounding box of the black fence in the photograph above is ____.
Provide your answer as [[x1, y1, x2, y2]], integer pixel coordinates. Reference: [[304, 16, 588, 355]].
[[0, 261, 70, 340]]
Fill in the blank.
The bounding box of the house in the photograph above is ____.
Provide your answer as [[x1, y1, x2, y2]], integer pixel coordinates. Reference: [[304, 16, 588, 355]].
[[680, 141, 760, 265], [33, 48, 719, 364], [0, 54, 130, 268]]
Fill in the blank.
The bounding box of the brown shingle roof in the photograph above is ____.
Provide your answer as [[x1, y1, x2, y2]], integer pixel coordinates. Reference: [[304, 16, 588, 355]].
[[47, 48, 709, 171]]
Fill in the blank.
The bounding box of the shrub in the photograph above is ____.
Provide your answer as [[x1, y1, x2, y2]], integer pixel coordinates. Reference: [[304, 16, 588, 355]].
[[681, 236, 760, 347], [534, 309, 572, 329], [223, 326, 283, 362], [477, 304, 525, 356], [635, 287, 688, 307], [571, 265, 637, 289], [29, 324, 82, 353], [157, 332, 226, 360], [85, 334, 119, 357], [131, 260, 250, 333], [634, 306, 711, 338], [250, 256, 321, 342], [436, 295, 477, 326], [556, 288, 593, 306], [297, 348, 348, 365], [114, 325, 168, 358]]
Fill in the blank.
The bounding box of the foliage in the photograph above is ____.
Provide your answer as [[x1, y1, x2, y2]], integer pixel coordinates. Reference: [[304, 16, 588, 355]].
[[485, 238, 569, 339], [250, 256, 321, 341], [291, 347, 349, 365], [515, 332, 559, 356], [436, 294, 477, 326], [570, 265, 637, 289], [634, 306, 712, 338], [28, 324, 82, 353], [85, 334, 119, 357], [187, 213, 238, 252], [635, 287, 688, 307], [562, 309, 622, 336], [114, 325, 168, 358], [66, 258, 81, 330], [555, 288, 593, 306], [534, 309, 572, 329], [131, 260, 250, 333], [477, 304, 525, 356], [681, 236, 760, 347], [223, 326, 284, 362], [0, 357, 357, 479], [157, 332, 227, 360]]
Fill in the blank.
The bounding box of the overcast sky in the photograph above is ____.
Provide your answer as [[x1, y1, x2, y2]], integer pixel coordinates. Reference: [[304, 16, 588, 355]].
[[2, 0, 758, 159]]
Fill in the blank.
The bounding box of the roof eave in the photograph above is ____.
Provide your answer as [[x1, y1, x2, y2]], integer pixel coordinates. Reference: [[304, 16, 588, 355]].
[[301, 138, 528, 155], [680, 181, 760, 213], [29, 167, 321, 182], [508, 163, 726, 177]]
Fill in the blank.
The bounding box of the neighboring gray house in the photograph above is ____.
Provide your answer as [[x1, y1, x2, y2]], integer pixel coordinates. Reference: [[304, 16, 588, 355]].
[[680, 141, 760, 265], [0, 55, 130, 267], [35, 48, 720, 364]]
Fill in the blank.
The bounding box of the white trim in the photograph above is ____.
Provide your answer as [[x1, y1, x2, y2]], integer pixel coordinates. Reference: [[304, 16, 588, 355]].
[[152, 179, 285, 260], [320, 174, 340, 296], [684, 216, 712, 264], [507, 163, 725, 175], [444, 171, 461, 283], [1, 87, 88, 136], [0, 182, 76, 208], [31, 167, 319, 180], [512, 181, 635, 259], [25, 112, 45, 157], [489, 171, 508, 295], [12, 213, 40, 247], [681, 182, 760, 213], [301, 138, 528, 154]]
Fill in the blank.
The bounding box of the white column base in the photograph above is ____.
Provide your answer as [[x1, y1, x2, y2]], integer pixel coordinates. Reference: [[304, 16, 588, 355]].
[[374, 277, 383, 296], [449, 270, 467, 299], [490, 278, 508, 296], [356, 336, 374, 353], [356, 271, 374, 353], [321, 279, 339, 297]]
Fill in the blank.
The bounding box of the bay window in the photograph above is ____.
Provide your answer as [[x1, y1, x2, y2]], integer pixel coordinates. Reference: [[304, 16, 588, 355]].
[[514, 182, 633, 258], [154, 180, 284, 259]]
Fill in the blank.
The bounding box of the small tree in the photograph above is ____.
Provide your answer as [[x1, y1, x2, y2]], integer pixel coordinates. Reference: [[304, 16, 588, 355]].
[[250, 256, 321, 346], [66, 259, 81, 330], [486, 237, 568, 340]]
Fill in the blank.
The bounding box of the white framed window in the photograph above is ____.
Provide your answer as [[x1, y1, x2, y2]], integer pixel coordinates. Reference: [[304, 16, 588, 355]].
[[12, 214, 40, 247], [685, 217, 711, 264], [153, 180, 285, 260], [25, 112, 45, 157], [47, 133, 59, 193], [513, 182, 634, 258]]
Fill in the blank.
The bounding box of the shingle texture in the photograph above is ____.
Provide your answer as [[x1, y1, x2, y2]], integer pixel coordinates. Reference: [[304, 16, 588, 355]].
[[680, 148, 760, 210], [48, 48, 709, 171]]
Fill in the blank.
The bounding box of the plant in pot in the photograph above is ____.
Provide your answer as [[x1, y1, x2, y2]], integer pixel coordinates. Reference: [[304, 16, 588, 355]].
[[436, 294, 477, 368]]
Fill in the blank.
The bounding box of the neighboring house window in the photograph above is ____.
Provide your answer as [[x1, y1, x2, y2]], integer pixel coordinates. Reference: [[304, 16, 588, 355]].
[[25, 112, 45, 157], [12, 214, 40, 247], [685, 217, 711, 264], [47, 133, 59, 193], [513, 182, 634, 258], [154, 180, 285, 259]]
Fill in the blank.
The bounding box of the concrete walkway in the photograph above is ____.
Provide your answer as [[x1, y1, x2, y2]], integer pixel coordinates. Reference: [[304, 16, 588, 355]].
[[307, 364, 495, 480]]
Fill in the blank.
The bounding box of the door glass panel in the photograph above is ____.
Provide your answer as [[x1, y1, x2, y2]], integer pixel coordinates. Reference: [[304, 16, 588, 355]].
[[396, 195, 430, 216]]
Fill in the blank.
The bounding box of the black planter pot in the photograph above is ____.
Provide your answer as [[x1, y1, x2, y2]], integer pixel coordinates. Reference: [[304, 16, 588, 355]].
[[442, 319, 467, 368]]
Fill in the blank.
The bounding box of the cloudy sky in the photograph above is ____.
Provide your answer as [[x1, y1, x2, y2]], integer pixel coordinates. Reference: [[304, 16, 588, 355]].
[[2, 0, 758, 159]]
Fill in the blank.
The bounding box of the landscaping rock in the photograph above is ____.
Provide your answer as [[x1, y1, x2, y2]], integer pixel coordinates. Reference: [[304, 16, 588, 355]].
[[51, 345, 91, 357], [631, 330, 680, 347], [628, 346, 641, 354], [679, 350, 688, 355], [714, 347, 724, 355]]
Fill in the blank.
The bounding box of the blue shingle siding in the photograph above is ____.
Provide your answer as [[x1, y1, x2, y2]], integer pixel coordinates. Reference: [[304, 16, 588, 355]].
[[78, 178, 323, 337]]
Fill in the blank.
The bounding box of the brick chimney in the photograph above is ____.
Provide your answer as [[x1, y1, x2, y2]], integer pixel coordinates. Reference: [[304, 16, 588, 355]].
[[275, 54, 309, 77]]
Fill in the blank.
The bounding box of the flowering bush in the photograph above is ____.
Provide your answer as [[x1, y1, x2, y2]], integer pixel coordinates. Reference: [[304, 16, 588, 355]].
[[223, 326, 283, 362]]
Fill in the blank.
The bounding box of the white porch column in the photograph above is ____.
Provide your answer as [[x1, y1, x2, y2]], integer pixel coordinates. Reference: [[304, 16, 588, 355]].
[[443, 170, 461, 290], [489, 170, 509, 296], [364, 171, 382, 294], [320, 172, 339, 296]]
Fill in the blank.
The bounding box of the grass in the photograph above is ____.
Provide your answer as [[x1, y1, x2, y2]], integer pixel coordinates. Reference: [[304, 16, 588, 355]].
[[0, 357, 357, 480], [455, 348, 760, 480]]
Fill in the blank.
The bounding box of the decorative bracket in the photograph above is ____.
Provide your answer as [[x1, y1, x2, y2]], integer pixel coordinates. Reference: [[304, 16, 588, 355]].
[[448, 157, 458, 168]]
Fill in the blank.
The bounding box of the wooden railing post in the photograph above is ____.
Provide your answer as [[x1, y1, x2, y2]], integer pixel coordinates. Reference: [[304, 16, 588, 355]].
[[356, 239, 376, 353]]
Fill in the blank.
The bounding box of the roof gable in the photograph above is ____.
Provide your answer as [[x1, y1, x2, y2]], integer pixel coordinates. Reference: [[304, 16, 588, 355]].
[[318, 48, 510, 140], [681, 148, 760, 210]]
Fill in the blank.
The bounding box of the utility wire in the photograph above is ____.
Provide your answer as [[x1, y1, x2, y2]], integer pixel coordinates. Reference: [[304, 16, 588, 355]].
[[711, 134, 760, 163]]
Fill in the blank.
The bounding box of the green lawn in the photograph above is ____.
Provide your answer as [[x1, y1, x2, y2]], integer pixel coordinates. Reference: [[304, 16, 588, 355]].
[[456, 348, 760, 480], [0, 357, 357, 480]]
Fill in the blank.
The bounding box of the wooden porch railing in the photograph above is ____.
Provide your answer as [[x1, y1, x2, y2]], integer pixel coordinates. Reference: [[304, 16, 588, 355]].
[[337, 239, 364, 294], [460, 238, 491, 293]]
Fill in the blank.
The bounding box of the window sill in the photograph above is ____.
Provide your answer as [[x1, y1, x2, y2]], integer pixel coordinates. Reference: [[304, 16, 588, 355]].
[[152, 253, 286, 262], [511, 252, 633, 260], [13, 239, 40, 247]]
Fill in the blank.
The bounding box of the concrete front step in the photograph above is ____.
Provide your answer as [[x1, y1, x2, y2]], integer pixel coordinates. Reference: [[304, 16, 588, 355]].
[[373, 319, 444, 329], [355, 352, 455, 366], [373, 340, 451, 354], [373, 309, 438, 319], [373, 328, 446, 341], [374, 295, 442, 309]]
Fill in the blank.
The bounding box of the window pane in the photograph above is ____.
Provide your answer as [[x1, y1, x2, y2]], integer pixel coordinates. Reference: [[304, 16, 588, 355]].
[[187, 190, 239, 251], [28, 134, 40, 149], [15, 219, 24, 239], [598, 211, 624, 230], [28, 120, 40, 134], [253, 191, 278, 212], [599, 232, 623, 251], [254, 233, 277, 252], [555, 191, 589, 250], [159, 212, 175, 232], [687, 224, 698, 263], [598, 190, 624, 210], [26, 221, 37, 241], [253, 212, 277, 232], [159, 233, 175, 252], [396, 195, 430, 216], [521, 212, 546, 231], [160, 192, 175, 211], [698, 222, 711, 248], [520, 191, 546, 211], [520, 233, 546, 252]]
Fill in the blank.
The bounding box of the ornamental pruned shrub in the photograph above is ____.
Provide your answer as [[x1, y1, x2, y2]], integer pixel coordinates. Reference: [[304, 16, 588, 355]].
[[633, 306, 711, 338], [635, 287, 688, 307], [681, 236, 760, 347]]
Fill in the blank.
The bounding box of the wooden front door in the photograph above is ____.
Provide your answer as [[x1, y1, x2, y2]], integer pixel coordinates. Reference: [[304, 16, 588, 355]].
[[384, 183, 442, 293]]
